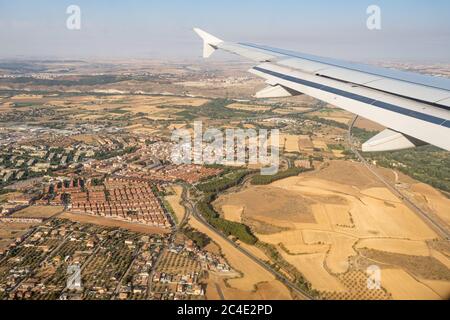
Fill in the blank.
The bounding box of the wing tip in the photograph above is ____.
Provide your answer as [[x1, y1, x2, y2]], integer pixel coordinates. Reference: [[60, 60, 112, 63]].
[[193, 28, 223, 45], [193, 28, 223, 58]]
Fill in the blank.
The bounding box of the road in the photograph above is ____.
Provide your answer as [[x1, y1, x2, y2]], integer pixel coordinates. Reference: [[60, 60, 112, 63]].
[[146, 187, 183, 299], [112, 244, 142, 300], [348, 115, 449, 239], [181, 187, 314, 300], [215, 282, 225, 300]]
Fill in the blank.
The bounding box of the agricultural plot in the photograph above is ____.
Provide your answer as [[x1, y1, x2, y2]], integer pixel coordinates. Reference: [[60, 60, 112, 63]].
[[164, 185, 185, 225], [156, 250, 201, 275], [0, 222, 37, 252], [0, 218, 167, 300], [0, 222, 68, 299], [81, 232, 139, 300], [12, 206, 64, 219], [215, 160, 450, 299], [321, 271, 391, 300]]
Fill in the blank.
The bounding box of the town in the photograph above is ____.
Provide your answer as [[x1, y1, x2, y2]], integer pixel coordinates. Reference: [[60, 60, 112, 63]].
[[0, 217, 233, 300]]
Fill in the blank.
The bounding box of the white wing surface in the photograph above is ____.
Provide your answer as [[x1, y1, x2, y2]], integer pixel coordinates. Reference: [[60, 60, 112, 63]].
[[194, 28, 450, 152]]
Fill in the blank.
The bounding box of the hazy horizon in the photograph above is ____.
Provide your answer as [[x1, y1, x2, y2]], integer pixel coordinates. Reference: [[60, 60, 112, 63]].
[[1, 0, 450, 63]]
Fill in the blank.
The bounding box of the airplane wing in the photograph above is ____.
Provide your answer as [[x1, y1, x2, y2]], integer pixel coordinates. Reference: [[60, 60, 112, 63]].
[[193, 28, 450, 152]]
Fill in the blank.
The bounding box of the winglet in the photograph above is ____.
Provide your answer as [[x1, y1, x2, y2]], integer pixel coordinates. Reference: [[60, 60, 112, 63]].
[[193, 28, 223, 58]]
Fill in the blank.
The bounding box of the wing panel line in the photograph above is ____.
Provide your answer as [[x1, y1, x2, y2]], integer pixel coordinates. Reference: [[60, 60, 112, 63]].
[[253, 66, 449, 127]]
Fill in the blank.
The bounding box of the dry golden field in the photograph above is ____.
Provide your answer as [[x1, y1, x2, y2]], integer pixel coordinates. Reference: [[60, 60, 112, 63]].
[[12, 205, 64, 218], [272, 106, 313, 114], [356, 239, 430, 256], [220, 205, 243, 223], [213, 186, 315, 229], [3, 94, 208, 120], [409, 183, 450, 226], [0, 102, 12, 113], [60, 212, 169, 234], [206, 274, 293, 300], [279, 134, 301, 153], [165, 185, 186, 224], [380, 269, 441, 300], [0, 222, 38, 251], [71, 134, 101, 145], [214, 160, 450, 299], [312, 139, 328, 150], [225, 103, 272, 112]]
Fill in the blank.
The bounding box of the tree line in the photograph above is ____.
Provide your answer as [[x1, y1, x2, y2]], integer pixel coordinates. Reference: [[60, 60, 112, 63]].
[[251, 167, 311, 185], [196, 170, 258, 245]]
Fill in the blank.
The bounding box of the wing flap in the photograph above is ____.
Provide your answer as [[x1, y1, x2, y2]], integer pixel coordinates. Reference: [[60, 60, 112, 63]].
[[350, 78, 450, 104], [362, 129, 425, 152], [437, 97, 450, 108], [255, 84, 299, 98], [315, 66, 383, 84]]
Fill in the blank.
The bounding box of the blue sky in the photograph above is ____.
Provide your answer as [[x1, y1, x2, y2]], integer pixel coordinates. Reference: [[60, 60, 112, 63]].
[[0, 0, 449, 62]]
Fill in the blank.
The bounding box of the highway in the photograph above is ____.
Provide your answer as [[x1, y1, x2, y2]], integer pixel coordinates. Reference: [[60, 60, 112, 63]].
[[181, 186, 314, 300], [348, 116, 449, 240]]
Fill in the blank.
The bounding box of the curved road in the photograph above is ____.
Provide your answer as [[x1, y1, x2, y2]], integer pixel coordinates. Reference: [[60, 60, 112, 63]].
[[181, 187, 314, 300]]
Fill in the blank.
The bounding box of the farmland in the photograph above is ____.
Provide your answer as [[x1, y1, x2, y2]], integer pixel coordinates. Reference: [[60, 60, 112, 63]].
[[214, 160, 450, 299]]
